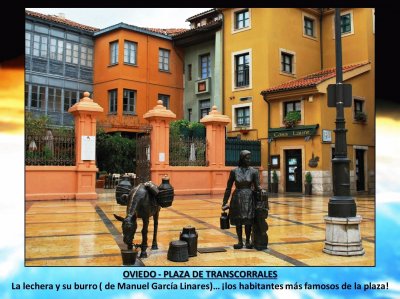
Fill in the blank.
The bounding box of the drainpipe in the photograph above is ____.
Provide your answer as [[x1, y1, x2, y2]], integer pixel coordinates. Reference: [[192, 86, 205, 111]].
[[320, 8, 323, 70], [262, 92, 271, 193], [220, 12, 225, 115]]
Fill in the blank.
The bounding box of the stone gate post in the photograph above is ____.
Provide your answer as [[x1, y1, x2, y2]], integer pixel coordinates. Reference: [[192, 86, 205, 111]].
[[200, 106, 230, 167], [69, 92, 103, 199], [143, 100, 176, 181]]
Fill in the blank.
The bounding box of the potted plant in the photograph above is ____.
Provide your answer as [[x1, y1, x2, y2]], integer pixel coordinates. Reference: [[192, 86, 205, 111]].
[[354, 111, 367, 122], [283, 111, 301, 128], [271, 170, 279, 193], [305, 171, 312, 196]]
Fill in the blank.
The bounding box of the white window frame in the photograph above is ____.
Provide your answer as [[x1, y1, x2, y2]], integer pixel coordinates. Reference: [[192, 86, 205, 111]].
[[231, 48, 252, 91], [232, 102, 253, 129], [110, 41, 119, 65], [279, 48, 296, 77], [231, 8, 252, 34], [302, 12, 318, 40], [159, 48, 170, 72], [124, 40, 137, 65]]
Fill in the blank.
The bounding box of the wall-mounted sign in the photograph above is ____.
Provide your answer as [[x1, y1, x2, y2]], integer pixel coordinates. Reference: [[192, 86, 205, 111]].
[[159, 152, 165, 162], [270, 155, 280, 168], [81, 136, 96, 161], [322, 129, 332, 143], [268, 125, 319, 139], [198, 82, 206, 92]]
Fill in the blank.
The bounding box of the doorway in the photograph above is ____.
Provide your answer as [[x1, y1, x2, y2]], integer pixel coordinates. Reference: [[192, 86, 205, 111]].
[[355, 149, 365, 191], [285, 149, 302, 192]]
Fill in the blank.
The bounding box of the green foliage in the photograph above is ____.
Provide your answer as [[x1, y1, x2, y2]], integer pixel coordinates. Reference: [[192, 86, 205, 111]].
[[305, 171, 312, 184], [26, 113, 50, 135], [283, 111, 301, 128], [96, 132, 136, 174], [355, 111, 367, 122], [170, 120, 205, 138], [272, 170, 279, 183]]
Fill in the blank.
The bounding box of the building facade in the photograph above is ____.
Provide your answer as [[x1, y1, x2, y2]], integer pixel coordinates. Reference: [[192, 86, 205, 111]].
[[25, 10, 97, 127], [174, 9, 223, 122], [221, 8, 374, 195], [93, 24, 185, 135]]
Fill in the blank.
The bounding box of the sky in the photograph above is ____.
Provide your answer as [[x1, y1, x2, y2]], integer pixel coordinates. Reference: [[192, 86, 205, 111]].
[[25, 8, 213, 30], [0, 7, 399, 298]]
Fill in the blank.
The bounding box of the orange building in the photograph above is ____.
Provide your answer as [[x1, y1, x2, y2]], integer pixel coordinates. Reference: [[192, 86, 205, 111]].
[[93, 24, 186, 134]]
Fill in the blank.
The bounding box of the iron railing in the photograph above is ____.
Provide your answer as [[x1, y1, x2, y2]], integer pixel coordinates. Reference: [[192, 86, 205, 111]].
[[225, 138, 261, 166], [25, 129, 75, 166], [169, 137, 206, 166]]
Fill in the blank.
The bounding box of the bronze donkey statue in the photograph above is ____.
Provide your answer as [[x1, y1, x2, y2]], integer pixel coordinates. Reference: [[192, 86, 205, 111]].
[[114, 178, 174, 258]]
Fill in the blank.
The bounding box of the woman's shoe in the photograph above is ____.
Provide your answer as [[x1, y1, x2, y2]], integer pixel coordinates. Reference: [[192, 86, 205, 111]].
[[245, 242, 253, 249], [233, 243, 243, 249]]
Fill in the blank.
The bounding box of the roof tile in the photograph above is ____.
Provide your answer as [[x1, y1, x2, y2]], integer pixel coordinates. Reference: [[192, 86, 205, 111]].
[[26, 10, 99, 32], [261, 62, 370, 94]]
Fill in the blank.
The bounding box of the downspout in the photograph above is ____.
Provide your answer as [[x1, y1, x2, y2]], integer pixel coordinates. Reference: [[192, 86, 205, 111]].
[[262, 92, 271, 193], [220, 12, 225, 115], [320, 8, 323, 70]]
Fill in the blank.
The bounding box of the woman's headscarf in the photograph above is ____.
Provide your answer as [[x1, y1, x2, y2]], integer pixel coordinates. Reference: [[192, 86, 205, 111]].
[[238, 150, 251, 167]]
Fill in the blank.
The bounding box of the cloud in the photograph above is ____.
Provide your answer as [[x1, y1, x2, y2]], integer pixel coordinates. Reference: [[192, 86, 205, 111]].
[[0, 248, 23, 281]]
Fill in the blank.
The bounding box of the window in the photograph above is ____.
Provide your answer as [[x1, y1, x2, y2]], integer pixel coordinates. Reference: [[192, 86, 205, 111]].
[[341, 13, 352, 34], [66, 43, 79, 64], [235, 9, 249, 30], [200, 54, 211, 79], [63, 89, 78, 112], [236, 106, 250, 126], [281, 52, 294, 74], [110, 41, 119, 65], [123, 89, 136, 114], [25, 84, 29, 107], [187, 64, 192, 81], [304, 17, 314, 37], [124, 41, 137, 65], [50, 38, 64, 61], [235, 52, 250, 87], [108, 90, 118, 113], [33, 34, 48, 58], [30, 85, 45, 110], [48, 87, 62, 112], [199, 99, 210, 119], [158, 94, 170, 109], [80, 46, 93, 67], [284, 100, 301, 118], [66, 43, 81, 65], [188, 108, 192, 121], [159, 48, 170, 71], [25, 32, 31, 55], [354, 99, 363, 114]]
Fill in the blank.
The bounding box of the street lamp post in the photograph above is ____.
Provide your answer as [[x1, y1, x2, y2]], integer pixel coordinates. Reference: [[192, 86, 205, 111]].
[[323, 8, 364, 256]]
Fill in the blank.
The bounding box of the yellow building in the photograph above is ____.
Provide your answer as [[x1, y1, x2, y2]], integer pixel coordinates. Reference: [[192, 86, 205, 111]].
[[222, 8, 375, 195]]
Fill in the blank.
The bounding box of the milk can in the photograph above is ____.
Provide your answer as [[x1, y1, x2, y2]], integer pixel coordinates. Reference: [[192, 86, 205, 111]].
[[179, 226, 198, 257], [220, 212, 230, 229]]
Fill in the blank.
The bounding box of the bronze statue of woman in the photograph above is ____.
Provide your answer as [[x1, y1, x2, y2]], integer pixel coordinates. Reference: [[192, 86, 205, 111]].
[[222, 150, 261, 249]]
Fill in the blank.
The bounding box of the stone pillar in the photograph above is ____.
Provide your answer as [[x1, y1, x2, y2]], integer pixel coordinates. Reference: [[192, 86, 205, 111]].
[[323, 216, 365, 256], [69, 92, 103, 200], [200, 106, 230, 167], [143, 100, 176, 179]]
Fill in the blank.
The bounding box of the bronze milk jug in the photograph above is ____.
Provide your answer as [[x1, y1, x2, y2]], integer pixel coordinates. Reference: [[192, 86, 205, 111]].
[[179, 226, 198, 257], [220, 212, 230, 229]]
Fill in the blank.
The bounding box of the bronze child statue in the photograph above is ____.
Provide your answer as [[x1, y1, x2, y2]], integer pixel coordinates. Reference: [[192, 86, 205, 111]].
[[222, 150, 265, 249]]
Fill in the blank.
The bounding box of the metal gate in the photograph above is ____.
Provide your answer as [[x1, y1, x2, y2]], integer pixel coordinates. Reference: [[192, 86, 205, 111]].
[[135, 134, 151, 185]]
